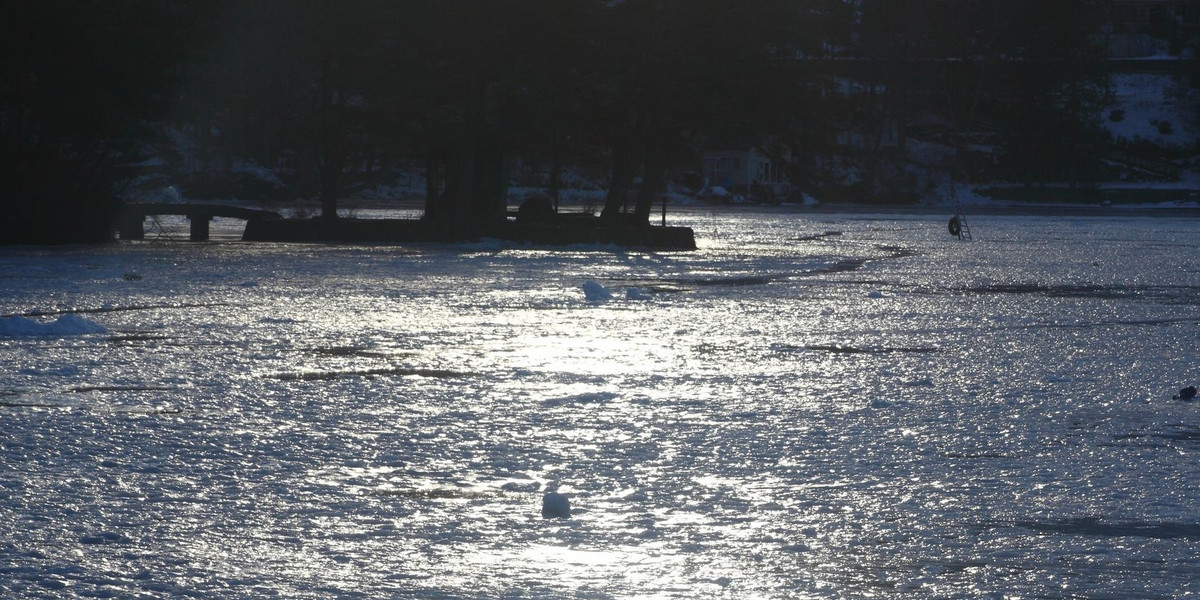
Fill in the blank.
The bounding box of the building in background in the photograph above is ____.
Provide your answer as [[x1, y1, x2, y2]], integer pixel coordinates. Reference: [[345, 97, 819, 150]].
[[701, 147, 792, 203]]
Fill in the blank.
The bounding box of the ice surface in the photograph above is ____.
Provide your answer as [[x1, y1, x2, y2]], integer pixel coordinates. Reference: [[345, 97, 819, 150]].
[[1, 208, 1199, 599]]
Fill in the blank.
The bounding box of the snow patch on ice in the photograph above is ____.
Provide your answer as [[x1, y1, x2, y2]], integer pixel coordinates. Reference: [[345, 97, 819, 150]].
[[582, 280, 613, 302], [0, 314, 108, 337]]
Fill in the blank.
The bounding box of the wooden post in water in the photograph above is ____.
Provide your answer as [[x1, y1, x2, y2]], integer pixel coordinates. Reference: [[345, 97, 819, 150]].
[[118, 213, 145, 240], [188, 213, 211, 241]]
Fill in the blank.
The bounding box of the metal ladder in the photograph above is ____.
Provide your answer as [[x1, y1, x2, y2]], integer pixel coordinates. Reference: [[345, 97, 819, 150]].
[[952, 200, 972, 240]]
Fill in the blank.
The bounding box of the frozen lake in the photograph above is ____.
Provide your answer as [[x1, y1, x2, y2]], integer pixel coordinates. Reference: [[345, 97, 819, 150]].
[[2, 209, 1199, 599]]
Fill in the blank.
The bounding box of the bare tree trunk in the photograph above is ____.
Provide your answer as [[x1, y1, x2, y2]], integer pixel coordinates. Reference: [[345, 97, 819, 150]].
[[549, 127, 562, 212], [601, 123, 636, 221], [423, 152, 447, 221], [632, 138, 665, 222], [318, 151, 343, 222], [317, 0, 341, 223]]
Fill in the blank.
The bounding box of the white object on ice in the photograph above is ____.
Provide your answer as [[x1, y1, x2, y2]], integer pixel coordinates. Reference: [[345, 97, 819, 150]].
[[542, 492, 571, 519], [582, 280, 612, 302], [0, 314, 108, 337]]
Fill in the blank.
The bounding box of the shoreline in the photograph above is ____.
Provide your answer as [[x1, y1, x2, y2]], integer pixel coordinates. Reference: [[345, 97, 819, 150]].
[[266, 196, 1200, 220], [659, 201, 1200, 219]]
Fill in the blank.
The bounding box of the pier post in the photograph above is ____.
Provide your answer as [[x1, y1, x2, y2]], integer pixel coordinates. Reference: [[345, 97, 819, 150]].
[[188, 214, 211, 241], [117, 213, 145, 240]]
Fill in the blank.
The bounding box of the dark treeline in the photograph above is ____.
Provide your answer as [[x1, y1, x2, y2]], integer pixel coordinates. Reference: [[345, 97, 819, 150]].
[[1, 0, 1150, 243]]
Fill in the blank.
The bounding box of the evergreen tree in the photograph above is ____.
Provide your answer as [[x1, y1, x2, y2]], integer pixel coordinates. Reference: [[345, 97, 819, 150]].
[[180, 1, 402, 220], [0, 1, 198, 243], [843, 0, 1109, 194], [596, 0, 803, 221], [986, 0, 1109, 186]]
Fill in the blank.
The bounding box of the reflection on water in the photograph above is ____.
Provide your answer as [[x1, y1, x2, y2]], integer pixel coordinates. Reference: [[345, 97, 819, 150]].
[[1, 210, 1199, 598]]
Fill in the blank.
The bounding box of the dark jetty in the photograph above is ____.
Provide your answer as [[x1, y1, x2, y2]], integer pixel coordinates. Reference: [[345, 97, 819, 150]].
[[243, 215, 696, 250], [120, 203, 283, 241]]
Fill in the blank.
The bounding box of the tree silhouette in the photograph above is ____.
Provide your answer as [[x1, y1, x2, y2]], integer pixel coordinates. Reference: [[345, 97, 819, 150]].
[[0, 1, 195, 243], [596, 0, 803, 221], [0, 0, 1137, 244]]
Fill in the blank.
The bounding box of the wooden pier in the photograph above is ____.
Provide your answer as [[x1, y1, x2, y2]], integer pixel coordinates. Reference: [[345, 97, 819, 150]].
[[117, 203, 695, 249], [118, 203, 282, 241]]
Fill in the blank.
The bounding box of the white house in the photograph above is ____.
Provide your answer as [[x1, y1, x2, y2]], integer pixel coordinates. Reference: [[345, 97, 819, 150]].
[[701, 147, 791, 201]]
